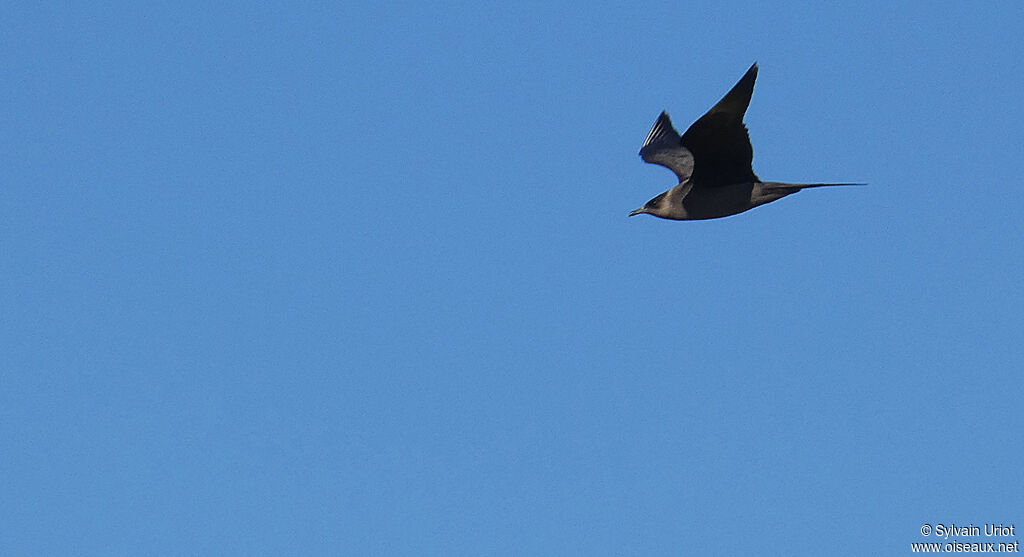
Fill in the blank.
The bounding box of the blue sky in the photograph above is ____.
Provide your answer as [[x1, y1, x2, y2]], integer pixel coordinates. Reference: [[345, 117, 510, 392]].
[[2, 2, 1022, 555]]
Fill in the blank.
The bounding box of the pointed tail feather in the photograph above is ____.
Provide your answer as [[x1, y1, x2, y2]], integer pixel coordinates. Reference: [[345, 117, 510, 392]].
[[761, 182, 866, 192]]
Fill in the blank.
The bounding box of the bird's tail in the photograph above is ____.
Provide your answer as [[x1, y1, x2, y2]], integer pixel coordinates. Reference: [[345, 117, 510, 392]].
[[761, 182, 866, 193]]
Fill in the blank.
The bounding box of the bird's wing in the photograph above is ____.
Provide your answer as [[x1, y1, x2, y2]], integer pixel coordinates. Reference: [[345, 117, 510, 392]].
[[680, 63, 760, 188], [639, 111, 694, 182]]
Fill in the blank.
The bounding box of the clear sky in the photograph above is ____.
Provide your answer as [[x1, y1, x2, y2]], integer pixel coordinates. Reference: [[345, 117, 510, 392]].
[[2, 2, 1022, 555]]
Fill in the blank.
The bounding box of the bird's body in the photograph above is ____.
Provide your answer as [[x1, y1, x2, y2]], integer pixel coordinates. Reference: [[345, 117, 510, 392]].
[[631, 64, 860, 220]]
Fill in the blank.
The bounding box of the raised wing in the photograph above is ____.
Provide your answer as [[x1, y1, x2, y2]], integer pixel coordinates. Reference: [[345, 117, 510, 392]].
[[639, 111, 694, 182], [680, 63, 760, 188]]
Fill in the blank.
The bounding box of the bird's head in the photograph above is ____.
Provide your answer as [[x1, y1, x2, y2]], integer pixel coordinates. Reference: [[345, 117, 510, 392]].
[[629, 191, 668, 217]]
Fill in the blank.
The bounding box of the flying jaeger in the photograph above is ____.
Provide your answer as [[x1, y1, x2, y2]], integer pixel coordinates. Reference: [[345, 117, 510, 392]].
[[631, 64, 861, 220]]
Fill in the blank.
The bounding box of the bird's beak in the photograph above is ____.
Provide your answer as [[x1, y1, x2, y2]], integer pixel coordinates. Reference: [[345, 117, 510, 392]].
[[629, 208, 644, 217]]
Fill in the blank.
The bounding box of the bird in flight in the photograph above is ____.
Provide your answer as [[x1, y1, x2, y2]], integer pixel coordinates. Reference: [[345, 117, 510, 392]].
[[630, 63, 861, 220]]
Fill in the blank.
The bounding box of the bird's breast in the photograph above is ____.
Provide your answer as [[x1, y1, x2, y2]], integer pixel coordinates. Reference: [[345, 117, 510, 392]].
[[680, 182, 757, 220]]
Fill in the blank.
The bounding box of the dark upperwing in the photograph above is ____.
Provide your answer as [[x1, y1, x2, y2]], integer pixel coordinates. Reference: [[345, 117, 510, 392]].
[[680, 63, 761, 188]]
